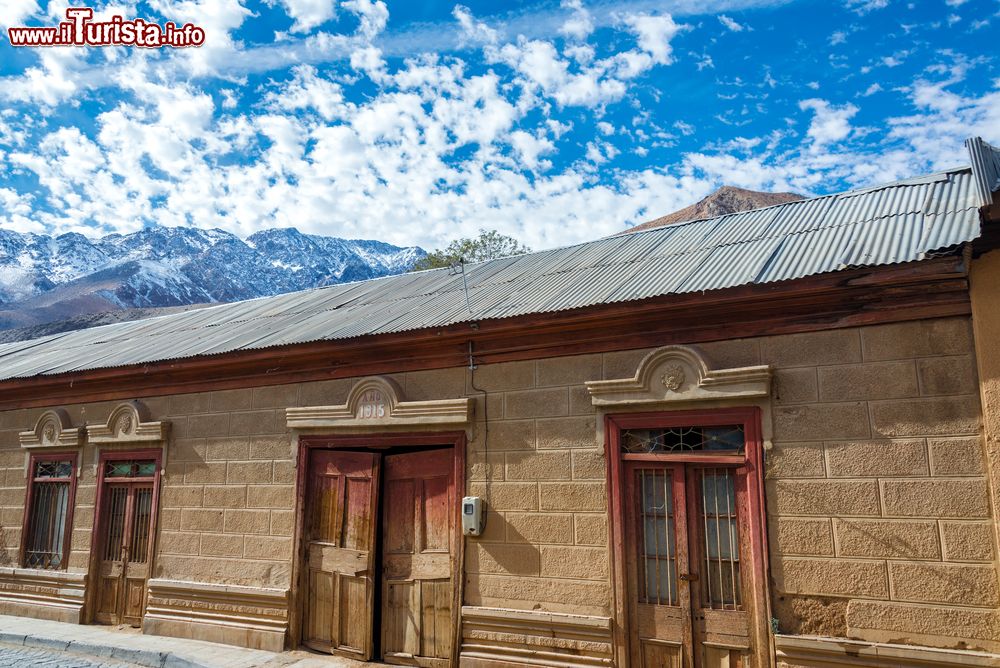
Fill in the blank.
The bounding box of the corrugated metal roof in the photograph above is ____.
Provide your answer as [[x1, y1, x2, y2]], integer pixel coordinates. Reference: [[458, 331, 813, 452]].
[[0, 162, 989, 383], [966, 136, 1000, 204]]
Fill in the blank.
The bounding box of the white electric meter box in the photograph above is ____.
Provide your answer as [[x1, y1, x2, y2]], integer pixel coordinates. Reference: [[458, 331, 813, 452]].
[[462, 496, 485, 536]]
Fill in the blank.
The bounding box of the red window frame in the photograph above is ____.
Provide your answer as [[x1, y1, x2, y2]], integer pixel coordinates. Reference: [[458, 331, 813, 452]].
[[21, 451, 79, 570]]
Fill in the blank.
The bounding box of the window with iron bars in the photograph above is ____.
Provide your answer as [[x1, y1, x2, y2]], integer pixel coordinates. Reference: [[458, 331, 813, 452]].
[[23, 455, 76, 569]]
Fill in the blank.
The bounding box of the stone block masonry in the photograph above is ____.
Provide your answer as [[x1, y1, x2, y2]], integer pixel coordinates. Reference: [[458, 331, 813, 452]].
[[763, 317, 999, 654], [0, 314, 993, 664]]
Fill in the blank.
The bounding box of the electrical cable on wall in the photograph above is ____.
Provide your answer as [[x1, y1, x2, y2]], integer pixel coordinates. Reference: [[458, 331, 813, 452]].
[[467, 339, 490, 506]]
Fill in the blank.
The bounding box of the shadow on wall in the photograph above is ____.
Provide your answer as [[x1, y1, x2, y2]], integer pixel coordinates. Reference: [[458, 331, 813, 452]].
[[0, 527, 12, 566]]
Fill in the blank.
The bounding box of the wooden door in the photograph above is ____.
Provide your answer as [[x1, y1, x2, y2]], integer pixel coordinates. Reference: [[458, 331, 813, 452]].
[[625, 463, 752, 667], [303, 450, 380, 659], [688, 466, 752, 667], [625, 462, 693, 667], [95, 482, 155, 626], [381, 448, 455, 666]]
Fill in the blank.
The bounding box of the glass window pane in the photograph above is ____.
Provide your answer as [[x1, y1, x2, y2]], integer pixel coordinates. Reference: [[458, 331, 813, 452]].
[[636, 469, 677, 605], [34, 460, 72, 479], [106, 461, 132, 477], [105, 459, 157, 478], [622, 426, 744, 454], [136, 461, 157, 476], [699, 469, 741, 609]]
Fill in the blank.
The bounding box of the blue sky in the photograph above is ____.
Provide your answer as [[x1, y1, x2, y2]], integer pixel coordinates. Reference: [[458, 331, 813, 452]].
[[0, 0, 997, 250]]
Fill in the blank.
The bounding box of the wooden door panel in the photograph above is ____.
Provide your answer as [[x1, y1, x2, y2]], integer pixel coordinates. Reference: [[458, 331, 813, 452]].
[[637, 603, 686, 638], [385, 479, 415, 554], [641, 640, 683, 668], [309, 544, 368, 574], [420, 579, 452, 662], [303, 450, 379, 659], [384, 580, 419, 657], [97, 576, 119, 617], [124, 578, 146, 622], [338, 574, 370, 652], [385, 552, 450, 580], [382, 449, 454, 666], [307, 570, 335, 646], [699, 609, 750, 636], [343, 476, 375, 551], [702, 645, 748, 668], [420, 475, 450, 552]]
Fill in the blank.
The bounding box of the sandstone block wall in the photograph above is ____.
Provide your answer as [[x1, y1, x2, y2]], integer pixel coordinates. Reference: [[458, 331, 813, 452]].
[[763, 318, 998, 653], [0, 315, 993, 660]]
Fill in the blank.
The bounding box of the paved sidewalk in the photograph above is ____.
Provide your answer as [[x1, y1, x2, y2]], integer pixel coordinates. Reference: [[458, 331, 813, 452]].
[[0, 615, 371, 668]]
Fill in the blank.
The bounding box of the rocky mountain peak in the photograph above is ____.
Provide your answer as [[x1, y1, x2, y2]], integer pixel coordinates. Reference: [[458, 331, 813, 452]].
[[629, 186, 805, 233]]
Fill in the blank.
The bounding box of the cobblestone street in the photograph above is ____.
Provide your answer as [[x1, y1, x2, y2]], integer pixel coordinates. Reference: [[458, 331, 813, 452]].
[[0, 643, 141, 668]]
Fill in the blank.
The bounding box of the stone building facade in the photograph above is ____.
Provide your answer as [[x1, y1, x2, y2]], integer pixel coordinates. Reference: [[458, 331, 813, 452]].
[[0, 141, 998, 667]]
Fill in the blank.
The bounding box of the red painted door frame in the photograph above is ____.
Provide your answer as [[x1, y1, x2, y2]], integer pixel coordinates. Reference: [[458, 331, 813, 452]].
[[290, 431, 467, 664], [606, 407, 770, 667]]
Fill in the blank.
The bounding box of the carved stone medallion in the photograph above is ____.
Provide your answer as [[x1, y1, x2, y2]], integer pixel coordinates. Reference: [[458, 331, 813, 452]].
[[41, 421, 58, 445], [660, 364, 686, 392], [115, 412, 134, 436]]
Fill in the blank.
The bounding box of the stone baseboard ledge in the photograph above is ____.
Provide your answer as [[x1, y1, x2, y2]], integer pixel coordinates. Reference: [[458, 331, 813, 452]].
[[775, 634, 1000, 667]]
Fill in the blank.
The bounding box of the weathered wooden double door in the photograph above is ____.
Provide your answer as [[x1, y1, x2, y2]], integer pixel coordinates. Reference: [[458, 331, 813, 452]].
[[94, 458, 159, 626], [625, 461, 753, 667], [303, 448, 455, 665]]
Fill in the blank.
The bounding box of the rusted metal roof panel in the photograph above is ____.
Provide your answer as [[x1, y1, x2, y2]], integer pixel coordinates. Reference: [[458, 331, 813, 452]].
[[0, 162, 988, 382]]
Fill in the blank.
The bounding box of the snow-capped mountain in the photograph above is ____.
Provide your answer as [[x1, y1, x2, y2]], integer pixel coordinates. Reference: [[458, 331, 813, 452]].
[[0, 226, 425, 332]]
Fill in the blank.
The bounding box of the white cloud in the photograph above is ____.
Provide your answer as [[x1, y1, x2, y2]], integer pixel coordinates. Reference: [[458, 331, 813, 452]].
[[844, 0, 889, 14], [263, 64, 346, 121], [673, 120, 695, 136], [350, 45, 386, 80], [270, 0, 337, 33], [509, 130, 555, 170], [493, 38, 632, 108], [889, 78, 1000, 168], [799, 98, 859, 145], [559, 0, 594, 40], [453, 5, 498, 46], [0, 187, 41, 234], [0, 0, 39, 28], [344, 0, 388, 39], [861, 83, 882, 96], [149, 0, 254, 75], [718, 15, 747, 32], [622, 13, 684, 65]]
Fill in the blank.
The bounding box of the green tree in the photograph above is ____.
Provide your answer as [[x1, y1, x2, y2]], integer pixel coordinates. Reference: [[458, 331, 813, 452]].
[[411, 229, 531, 271]]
